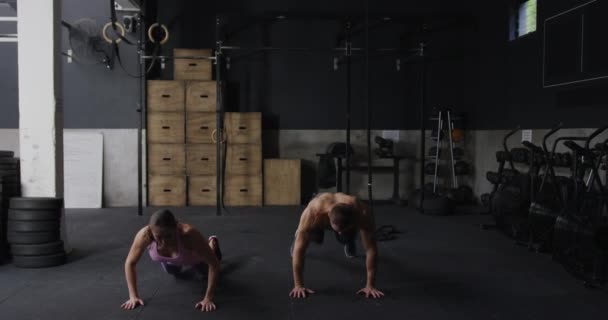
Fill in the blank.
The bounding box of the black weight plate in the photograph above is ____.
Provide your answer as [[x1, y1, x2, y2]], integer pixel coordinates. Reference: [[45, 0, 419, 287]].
[[594, 226, 608, 251], [13, 252, 66, 268], [486, 171, 500, 184], [2, 191, 21, 198], [7, 231, 60, 244], [424, 163, 437, 175], [0, 170, 18, 176], [409, 190, 452, 215], [0, 164, 18, 170], [480, 193, 491, 206], [454, 161, 470, 175], [421, 194, 452, 215], [510, 148, 530, 163], [0, 183, 21, 195], [496, 151, 511, 162], [9, 197, 63, 210], [453, 147, 464, 159], [2, 181, 20, 187], [8, 209, 61, 221], [428, 147, 441, 157], [0, 158, 18, 165], [0, 175, 19, 183], [446, 188, 464, 203], [0, 151, 14, 158], [458, 185, 474, 202], [501, 169, 518, 183], [8, 220, 60, 232], [10, 241, 64, 256]]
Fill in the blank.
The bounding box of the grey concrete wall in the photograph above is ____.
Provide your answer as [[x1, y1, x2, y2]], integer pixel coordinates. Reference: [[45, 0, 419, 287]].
[[0, 129, 144, 207], [0, 128, 605, 207]]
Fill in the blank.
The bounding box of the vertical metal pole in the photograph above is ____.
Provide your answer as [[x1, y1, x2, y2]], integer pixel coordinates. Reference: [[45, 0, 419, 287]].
[[418, 42, 426, 212], [432, 111, 442, 193], [447, 110, 457, 188], [345, 21, 352, 195], [215, 15, 222, 216], [365, 2, 373, 211], [137, 14, 145, 216]]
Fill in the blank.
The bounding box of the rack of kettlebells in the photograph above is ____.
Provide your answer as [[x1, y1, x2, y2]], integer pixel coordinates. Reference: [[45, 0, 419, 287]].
[[417, 108, 473, 214]]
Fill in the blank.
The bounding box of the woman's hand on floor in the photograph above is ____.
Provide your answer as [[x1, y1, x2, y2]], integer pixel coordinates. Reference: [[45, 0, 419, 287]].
[[121, 297, 144, 310], [195, 298, 217, 312]]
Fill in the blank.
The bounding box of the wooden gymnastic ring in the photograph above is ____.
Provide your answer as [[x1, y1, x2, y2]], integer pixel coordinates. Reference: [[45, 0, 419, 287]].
[[102, 21, 126, 44], [147, 23, 169, 45], [211, 129, 226, 143]]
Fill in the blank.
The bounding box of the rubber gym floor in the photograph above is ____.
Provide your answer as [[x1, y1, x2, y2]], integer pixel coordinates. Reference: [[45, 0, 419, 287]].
[[1, 205, 607, 320]]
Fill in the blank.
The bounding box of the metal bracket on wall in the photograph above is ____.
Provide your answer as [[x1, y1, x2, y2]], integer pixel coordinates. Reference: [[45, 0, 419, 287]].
[[0, 10, 17, 43], [114, 0, 141, 13], [0, 33, 17, 42]]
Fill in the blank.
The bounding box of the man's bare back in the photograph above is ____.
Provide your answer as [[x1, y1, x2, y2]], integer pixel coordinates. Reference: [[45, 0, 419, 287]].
[[297, 192, 370, 233]]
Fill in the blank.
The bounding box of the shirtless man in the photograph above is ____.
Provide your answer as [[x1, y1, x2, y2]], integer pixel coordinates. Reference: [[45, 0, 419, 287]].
[[289, 192, 384, 299]]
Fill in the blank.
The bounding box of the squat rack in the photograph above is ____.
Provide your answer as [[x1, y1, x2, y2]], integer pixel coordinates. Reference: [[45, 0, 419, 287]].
[[136, 11, 424, 217]]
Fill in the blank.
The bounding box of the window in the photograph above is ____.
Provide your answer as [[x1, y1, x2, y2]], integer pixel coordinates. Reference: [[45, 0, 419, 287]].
[[510, 0, 537, 40]]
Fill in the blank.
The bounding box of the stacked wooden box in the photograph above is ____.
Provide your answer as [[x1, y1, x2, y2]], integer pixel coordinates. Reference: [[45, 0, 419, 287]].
[[223, 112, 263, 206], [264, 159, 301, 205], [147, 48, 214, 206], [182, 48, 219, 206], [148, 49, 262, 206]]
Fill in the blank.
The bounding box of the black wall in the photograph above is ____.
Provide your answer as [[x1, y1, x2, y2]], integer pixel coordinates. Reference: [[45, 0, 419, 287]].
[[0, 0, 606, 130]]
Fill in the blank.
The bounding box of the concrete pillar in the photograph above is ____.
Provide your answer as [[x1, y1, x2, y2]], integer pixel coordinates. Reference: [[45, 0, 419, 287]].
[[17, 0, 69, 252], [17, 0, 63, 198]]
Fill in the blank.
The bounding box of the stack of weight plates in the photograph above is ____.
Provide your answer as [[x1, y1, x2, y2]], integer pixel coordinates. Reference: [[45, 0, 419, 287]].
[[7, 197, 65, 268], [0, 150, 20, 263]]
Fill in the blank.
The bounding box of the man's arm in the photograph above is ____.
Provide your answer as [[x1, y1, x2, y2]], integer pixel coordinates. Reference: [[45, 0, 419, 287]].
[[360, 226, 378, 288], [292, 229, 310, 288], [290, 205, 316, 298], [357, 205, 384, 299]]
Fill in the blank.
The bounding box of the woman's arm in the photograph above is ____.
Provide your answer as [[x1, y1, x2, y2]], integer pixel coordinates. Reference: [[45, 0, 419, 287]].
[[186, 228, 220, 311], [122, 227, 151, 309]]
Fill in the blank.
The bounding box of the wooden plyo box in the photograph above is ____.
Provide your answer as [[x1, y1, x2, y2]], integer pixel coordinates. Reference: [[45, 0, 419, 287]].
[[186, 143, 224, 176], [147, 112, 185, 144], [174, 48, 213, 81], [186, 112, 217, 144], [188, 175, 217, 206], [224, 112, 262, 145], [264, 159, 301, 205], [186, 81, 217, 113], [147, 80, 185, 112], [148, 144, 185, 175], [224, 174, 262, 206], [226, 144, 262, 176], [148, 175, 186, 206]]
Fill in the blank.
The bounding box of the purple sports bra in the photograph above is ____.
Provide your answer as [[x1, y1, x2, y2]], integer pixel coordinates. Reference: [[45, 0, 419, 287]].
[[148, 229, 203, 266]]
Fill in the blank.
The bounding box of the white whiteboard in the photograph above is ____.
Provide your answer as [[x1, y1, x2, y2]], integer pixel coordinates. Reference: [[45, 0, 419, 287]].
[[64, 132, 103, 208]]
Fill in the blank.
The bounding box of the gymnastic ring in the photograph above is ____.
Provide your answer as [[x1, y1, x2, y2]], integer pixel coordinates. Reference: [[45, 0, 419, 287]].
[[147, 23, 169, 45], [211, 129, 226, 144], [102, 21, 126, 44]]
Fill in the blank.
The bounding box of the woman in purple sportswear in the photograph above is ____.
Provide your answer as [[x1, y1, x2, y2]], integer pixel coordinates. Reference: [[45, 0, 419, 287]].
[[121, 209, 222, 312]]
